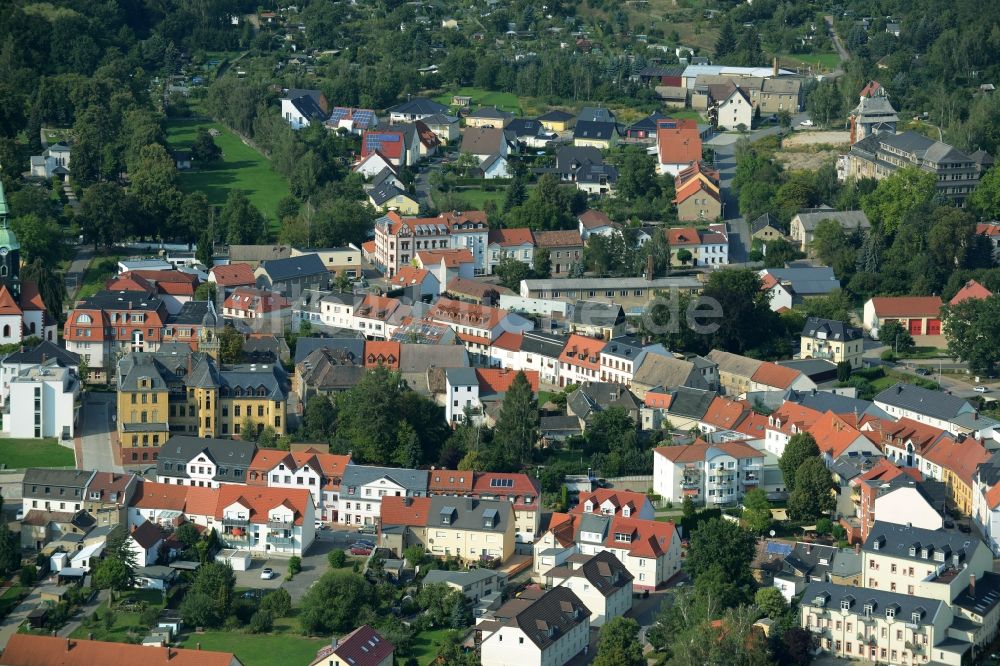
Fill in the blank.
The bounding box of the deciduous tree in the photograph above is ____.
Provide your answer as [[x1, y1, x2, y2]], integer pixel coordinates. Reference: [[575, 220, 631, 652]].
[[779, 432, 819, 493], [594, 617, 644, 666]]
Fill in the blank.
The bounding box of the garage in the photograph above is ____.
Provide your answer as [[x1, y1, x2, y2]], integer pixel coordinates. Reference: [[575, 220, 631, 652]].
[[908, 318, 923, 335]]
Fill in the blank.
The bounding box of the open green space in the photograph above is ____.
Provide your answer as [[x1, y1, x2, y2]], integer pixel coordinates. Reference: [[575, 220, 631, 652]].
[[0, 438, 74, 469], [450, 187, 507, 210], [432, 87, 523, 114], [175, 618, 327, 666], [0, 584, 26, 619], [411, 627, 460, 666], [76, 256, 120, 300], [782, 52, 841, 70], [166, 118, 291, 226]]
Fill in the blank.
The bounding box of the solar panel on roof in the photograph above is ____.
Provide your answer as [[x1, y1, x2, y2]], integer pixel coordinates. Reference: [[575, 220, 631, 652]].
[[365, 133, 401, 152], [329, 108, 349, 122], [354, 110, 374, 126], [490, 478, 514, 488], [766, 541, 793, 556]]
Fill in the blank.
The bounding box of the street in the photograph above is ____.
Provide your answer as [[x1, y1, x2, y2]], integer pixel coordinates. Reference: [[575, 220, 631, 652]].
[[78, 392, 121, 473]]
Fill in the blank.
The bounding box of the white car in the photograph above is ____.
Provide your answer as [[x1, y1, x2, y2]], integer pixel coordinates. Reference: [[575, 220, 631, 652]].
[[314, 520, 325, 530], [974, 386, 989, 393], [15, 509, 23, 521], [799, 119, 815, 127], [260, 567, 275, 580]]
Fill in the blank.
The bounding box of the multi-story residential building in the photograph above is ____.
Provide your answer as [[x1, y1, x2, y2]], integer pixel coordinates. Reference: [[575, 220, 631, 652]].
[[380, 495, 515, 564], [543, 550, 633, 627], [557, 333, 604, 387], [673, 163, 722, 222], [533, 512, 681, 590], [772, 542, 840, 602], [571, 488, 655, 520], [921, 435, 991, 515], [874, 383, 976, 432], [422, 569, 507, 604], [707, 349, 763, 396], [222, 288, 291, 327], [246, 449, 351, 523], [373, 210, 489, 278], [254, 254, 330, 297], [665, 225, 729, 267], [598, 337, 668, 386], [154, 436, 256, 488], [656, 118, 703, 176], [353, 294, 403, 340], [790, 209, 871, 253], [762, 401, 824, 457], [209, 263, 257, 295], [115, 347, 288, 463], [972, 451, 1000, 555], [519, 276, 703, 311], [185, 484, 315, 557], [479, 587, 591, 666], [64, 290, 170, 382], [801, 317, 864, 368], [848, 130, 987, 204], [427, 297, 533, 362], [471, 472, 542, 541], [487, 228, 535, 274], [83, 471, 139, 527], [852, 461, 945, 544], [533, 230, 583, 276], [653, 440, 764, 506], [0, 341, 79, 408], [630, 352, 717, 398], [22, 468, 94, 517], [3, 359, 79, 439], [339, 465, 428, 526]]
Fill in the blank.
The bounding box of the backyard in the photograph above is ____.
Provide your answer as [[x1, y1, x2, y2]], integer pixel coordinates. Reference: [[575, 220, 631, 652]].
[[411, 627, 462, 666], [0, 438, 74, 469], [75, 256, 121, 301], [782, 51, 842, 71], [166, 118, 291, 227], [432, 87, 524, 115], [176, 617, 328, 666]]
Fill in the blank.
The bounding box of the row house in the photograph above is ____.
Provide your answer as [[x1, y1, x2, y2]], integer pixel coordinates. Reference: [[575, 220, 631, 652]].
[[373, 210, 488, 278], [533, 230, 584, 276], [665, 225, 730, 267], [630, 352, 717, 398], [673, 162, 722, 222], [599, 337, 669, 386], [533, 511, 682, 590], [762, 401, 824, 457], [487, 228, 535, 274], [428, 470, 543, 541], [426, 297, 533, 362], [653, 440, 765, 506], [380, 495, 515, 564], [487, 330, 565, 387], [415, 248, 476, 285], [107, 270, 199, 316], [354, 294, 404, 340], [209, 264, 258, 295], [973, 451, 1000, 555], [920, 436, 991, 515], [875, 417, 954, 469], [222, 288, 291, 328], [850, 459, 944, 544], [543, 550, 633, 627], [155, 436, 256, 488], [874, 383, 977, 433], [339, 465, 428, 526], [64, 290, 170, 382], [557, 333, 604, 387]]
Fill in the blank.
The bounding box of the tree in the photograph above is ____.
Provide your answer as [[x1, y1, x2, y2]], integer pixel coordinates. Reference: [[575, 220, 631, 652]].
[[218, 325, 243, 364], [248, 609, 274, 633], [754, 587, 787, 619], [79, 182, 131, 250], [492, 371, 539, 469], [129, 143, 182, 238], [806, 79, 845, 127], [304, 395, 336, 440], [616, 147, 658, 202], [676, 248, 693, 265], [861, 168, 937, 235], [191, 128, 222, 163], [175, 522, 200, 548], [943, 295, 1000, 373], [533, 248, 552, 279], [394, 421, 422, 468], [594, 617, 644, 666], [220, 190, 267, 245], [494, 256, 531, 291], [11, 214, 62, 264], [288, 556, 302, 576], [700, 269, 781, 354], [503, 175, 527, 212], [328, 549, 346, 568], [685, 518, 756, 587], [0, 524, 19, 576], [779, 432, 819, 493], [300, 571, 377, 634], [21, 258, 65, 325], [194, 282, 217, 303], [190, 562, 236, 618], [788, 457, 836, 520], [836, 361, 853, 382], [715, 21, 737, 59], [970, 166, 1000, 220], [92, 529, 137, 594], [681, 496, 696, 521], [877, 319, 915, 354], [777, 626, 817, 665], [742, 488, 772, 534]]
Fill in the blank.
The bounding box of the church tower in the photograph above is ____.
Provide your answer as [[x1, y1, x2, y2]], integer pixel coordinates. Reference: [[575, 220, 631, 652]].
[[0, 181, 20, 299]]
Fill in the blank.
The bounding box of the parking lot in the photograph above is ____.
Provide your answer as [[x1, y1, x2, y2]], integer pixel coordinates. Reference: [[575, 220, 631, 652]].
[[233, 526, 380, 602]]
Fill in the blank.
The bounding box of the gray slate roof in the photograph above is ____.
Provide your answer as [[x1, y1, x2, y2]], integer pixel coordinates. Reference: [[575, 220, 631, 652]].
[[429, 496, 511, 533], [786, 389, 891, 420], [423, 568, 502, 587], [369, 181, 413, 206], [864, 520, 983, 565], [763, 267, 840, 296], [387, 98, 448, 116], [156, 436, 255, 482], [793, 210, 871, 233], [2, 340, 79, 367], [258, 254, 329, 282], [520, 331, 566, 358], [800, 580, 945, 624], [873, 383, 974, 422], [802, 317, 862, 342], [340, 465, 429, 499], [573, 120, 617, 141], [294, 337, 365, 365], [664, 386, 716, 419]]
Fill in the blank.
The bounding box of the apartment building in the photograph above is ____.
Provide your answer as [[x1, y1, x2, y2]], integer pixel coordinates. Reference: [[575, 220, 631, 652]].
[[338, 465, 428, 526], [653, 440, 765, 506], [801, 317, 864, 368], [154, 436, 256, 488], [247, 449, 352, 522], [4, 360, 79, 439], [373, 210, 489, 277], [666, 225, 729, 267], [543, 550, 633, 627], [426, 297, 533, 362]]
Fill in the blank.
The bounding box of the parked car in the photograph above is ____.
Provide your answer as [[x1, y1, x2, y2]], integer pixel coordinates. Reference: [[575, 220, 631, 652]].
[[975, 386, 989, 393], [358, 525, 377, 535], [799, 119, 815, 127], [350, 546, 372, 556], [314, 520, 325, 530], [355, 539, 376, 549], [15, 509, 23, 521], [260, 567, 276, 580], [915, 368, 931, 376]]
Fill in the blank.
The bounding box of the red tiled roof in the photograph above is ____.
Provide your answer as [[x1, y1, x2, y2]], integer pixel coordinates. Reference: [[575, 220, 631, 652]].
[[210, 263, 257, 287], [654, 440, 761, 463], [603, 515, 678, 558], [428, 470, 475, 493], [131, 481, 188, 511], [666, 227, 702, 246], [734, 412, 769, 438], [882, 417, 949, 453], [977, 222, 1000, 237], [675, 161, 720, 186], [548, 512, 577, 547], [456, 331, 492, 346], [491, 331, 523, 352], [106, 274, 155, 294], [361, 130, 404, 160], [808, 411, 867, 458], [853, 457, 921, 488], [471, 472, 540, 498], [248, 451, 351, 489], [923, 436, 990, 487], [673, 178, 721, 204], [1, 634, 238, 666], [488, 228, 535, 247], [475, 368, 539, 394], [184, 486, 219, 517], [701, 396, 750, 430], [364, 341, 401, 369], [656, 118, 702, 166], [558, 333, 603, 370], [578, 209, 614, 230], [429, 296, 506, 330], [869, 296, 943, 318], [379, 496, 431, 526], [223, 288, 290, 313], [389, 266, 432, 288], [750, 362, 802, 390], [317, 625, 394, 666], [0, 285, 22, 316], [644, 389, 672, 409], [18, 281, 47, 312], [768, 401, 824, 435], [356, 294, 401, 321], [949, 279, 992, 305], [417, 248, 475, 268], [215, 485, 312, 525], [361, 240, 377, 256], [534, 230, 582, 248], [860, 80, 882, 97], [572, 489, 649, 516], [86, 472, 135, 502], [446, 277, 512, 299]]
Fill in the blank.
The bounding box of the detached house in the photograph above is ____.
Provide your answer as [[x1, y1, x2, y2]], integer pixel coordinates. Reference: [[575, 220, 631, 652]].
[[801, 317, 864, 368], [543, 550, 633, 627], [712, 83, 754, 130], [281, 89, 328, 130], [386, 97, 448, 123], [479, 587, 591, 666], [656, 118, 703, 176], [572, 120, 619, 149]]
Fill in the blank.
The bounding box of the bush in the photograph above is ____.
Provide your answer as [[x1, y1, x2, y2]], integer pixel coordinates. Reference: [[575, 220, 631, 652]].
[[140, 606, 160, 629], [248, 609, 274, 634], [816, 518, 833, 535], [18, 565, 36, 587], [328, 550, 347, 568], [880, 350, 897, 362], [260, 588, 291, 618], [288, 556, 302, 577]]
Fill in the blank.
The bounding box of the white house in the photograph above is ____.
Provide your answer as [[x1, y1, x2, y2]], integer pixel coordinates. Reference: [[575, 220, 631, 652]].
[[4, 360, 79, 440], [191, 485, 315, 557], [127, 520, 164, 566], [872, 485, 944, 533], [338, 465, 428, 527], [715, 86, 754, 130], [445, 367, 480, 425], [155, 436, 255, 489], [653, 440, 765, 506], [543, 551, 633, 627], [479, 587, 591, 666], [280, 92, 327, 130], [480, 154, 511, 179], [353, 152, 398, 179], [248, 449, 352, 523]]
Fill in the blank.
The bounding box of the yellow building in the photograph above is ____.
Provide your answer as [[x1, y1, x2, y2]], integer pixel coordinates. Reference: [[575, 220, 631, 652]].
[[537, 109, 576, 132], [800, 317, 864, 369], [368, 185, 420, 215], [116, 342, 288, 465], [379, 496, 515, 565]]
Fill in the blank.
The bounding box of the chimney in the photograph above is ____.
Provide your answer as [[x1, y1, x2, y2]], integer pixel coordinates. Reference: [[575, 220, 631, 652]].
[[854, 542, 860, 554], [971, 574, 976, 596], [197, 643, 201, 651], [645, 254, 654, 281], [66, 638, 71, 651], [331, 636, 339, 649], [88, 633, 93, 640], [773, 56, 778, 77]]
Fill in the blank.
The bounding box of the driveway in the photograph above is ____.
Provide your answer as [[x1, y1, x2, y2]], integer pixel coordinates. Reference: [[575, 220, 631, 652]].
[[78, 392, 120, 473], [64, 244, 93, 301], [0, 586, 39, 649]]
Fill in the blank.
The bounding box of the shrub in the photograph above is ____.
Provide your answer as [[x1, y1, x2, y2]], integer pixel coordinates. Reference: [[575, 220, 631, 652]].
[[328, 550, 347, 568], [260, 589, 291, 618], [880, 350, 897, 362], [248, 609, 274, 634], [288, 556, 302, 576]]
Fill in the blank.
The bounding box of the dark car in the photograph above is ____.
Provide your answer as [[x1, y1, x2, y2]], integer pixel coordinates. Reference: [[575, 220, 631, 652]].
[[959, 523, 972, 534], [915, 368, 931, 376], [350, 545, 372, 556]]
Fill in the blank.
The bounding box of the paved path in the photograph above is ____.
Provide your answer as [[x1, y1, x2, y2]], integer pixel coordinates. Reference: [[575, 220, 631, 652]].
[[78, 393, 120, 473], [57, 589, 108, 639], [64, 244, 93, 303], [824, 15, 851, 73], [0, 587, 38, 649]]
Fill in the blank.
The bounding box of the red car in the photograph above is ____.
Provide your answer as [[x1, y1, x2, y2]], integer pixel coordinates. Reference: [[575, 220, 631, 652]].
[[349, 546, 372, 556]]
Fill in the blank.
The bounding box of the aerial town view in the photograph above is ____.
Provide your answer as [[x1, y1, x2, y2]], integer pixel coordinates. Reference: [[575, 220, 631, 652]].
[[0, 0, 999, 664]]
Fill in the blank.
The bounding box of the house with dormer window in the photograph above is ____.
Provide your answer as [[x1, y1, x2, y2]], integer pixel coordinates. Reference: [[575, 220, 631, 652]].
[[479, 586, 591, 666], [571, 489, 655, 520], [338, 465, 428, 527], [155, 436, 256, 489], [247, 449, 352, 522], [543, 550, 633, 627]]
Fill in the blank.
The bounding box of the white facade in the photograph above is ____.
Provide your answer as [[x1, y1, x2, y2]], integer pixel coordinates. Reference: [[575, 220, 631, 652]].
[[263, 460, 325, 509], [653, 445, 765, 506], [716, 90, 754, 130], [872, 487, 944, 533], [207, 497, 316, 557], [487, 242, 535, 275], [281, 98, 316, 130], [318, 295, 357, 330], [445, 372, 482, 425], [480, 613, 590, 666], [4, 364, 79, 439], [339, 475, 416, 526], [545, 571, 631, 627]]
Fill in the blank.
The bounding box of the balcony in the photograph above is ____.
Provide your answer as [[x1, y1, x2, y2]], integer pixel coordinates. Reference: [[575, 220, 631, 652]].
[[708, 495, 728, 504], [681, 478, 700, 488], [267, 519, 293, 530], [223, 517, 250, 528], [269, 536, 296, 547], [742, 463, 762, 471], [222, 533, 251, 545]]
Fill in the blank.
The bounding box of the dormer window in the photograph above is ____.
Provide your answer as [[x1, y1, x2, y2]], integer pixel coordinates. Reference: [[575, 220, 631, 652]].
[[840, 599, 851, 611], [912, 612, 922, 624], [885, 608, 895, 620], [863, 603, 873, 617]]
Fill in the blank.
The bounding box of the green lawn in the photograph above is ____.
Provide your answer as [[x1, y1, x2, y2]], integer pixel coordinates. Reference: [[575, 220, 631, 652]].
[[0, 439, 74, 469], [432, 87, 523, 114], [166, 118, 291, 227], [662, 109, 704, 121], [76, 256, 120, 300], [451, 187, 507, 210], [783, 52, 842, 70], [411, 628, 460, 666], [175, 618, 326, 666], [0, 584, 26, 619], [69, 596, 160, 643]]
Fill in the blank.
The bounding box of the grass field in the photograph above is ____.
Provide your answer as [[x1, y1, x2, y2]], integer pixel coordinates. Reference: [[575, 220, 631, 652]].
[[412, 628, 462, 666], [176, 618, 327, 666], [76, 256, 120, 300], [783, 52, 842, 70], [450, 187, 507, 210], [0, 439, 74, 469], [166, 118, 291, 226], [433, 87, 523, 114], [0, 584, 26, 620]]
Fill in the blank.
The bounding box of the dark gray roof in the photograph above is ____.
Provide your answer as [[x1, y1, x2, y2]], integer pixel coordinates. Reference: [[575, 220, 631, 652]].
[[556, 146, 604, 173], [627, 111, 669, 133], [577, 107, 615, 123], [573, 120, 617, 140], [750, 212, 782, 234], [505, 118, 546, 138], [571, 300, 625, 327], [467, 107, 513, 120], [369, 181, 412, 206], [577, 163, 618, 185], [953, 571, 1000, 616], [298, 347, 365, 391], [537, 109, 575, 122], [446, 367, 478, 386], [664, 386, 716, 419], [76, 290, 164, 312], [546, 550, 633, 598], [258, 254, 329, 282], [779, 542, 837, 579], [864, 520, 984, 565], [567, 383, 641, 421], [793, 210, 871, 233], [632, 356, 709, 392], [520, 331, 566, 358], [156, 436, 255, 482], [873, 383, 974, 422], [428, 496, 511, 532], [495, 586, 591, 650], [776, 358, 838, 380], [601, 337, 645, 361], [294, 337, 365, 364], [423, 568, 502, 587], [786, 389, 891, 420], [387, 97, 448, 116], [220, 363, 289, 401], [763, 267, 840, 296], [802, 317, 862, 342], [288, 94, 327, 121], [540, 416, 582, 433], [340, 465, 428, 498], [23, 469, 94, 492], [167, 300, 218, 327], [800, 581, 945, 624], [2, 340, 79, 367]]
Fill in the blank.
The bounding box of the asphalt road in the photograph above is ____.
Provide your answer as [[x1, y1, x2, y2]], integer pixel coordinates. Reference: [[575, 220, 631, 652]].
[[79, 392, 121, 473]]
